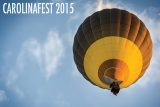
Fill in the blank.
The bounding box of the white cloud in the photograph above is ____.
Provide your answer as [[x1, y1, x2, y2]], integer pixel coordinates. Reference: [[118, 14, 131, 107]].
[[43, 31, 64, 79], [68, 12, 81, 22], [96, 0, 122, 11], [82, 0, 128, 18], [0, 90, 8, 102], [27, 30, 64, 79], [6, 30, 64, 97]]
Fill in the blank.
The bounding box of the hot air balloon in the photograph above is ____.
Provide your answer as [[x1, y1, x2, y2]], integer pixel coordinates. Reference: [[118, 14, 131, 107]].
[[73, 8, 152, 95]]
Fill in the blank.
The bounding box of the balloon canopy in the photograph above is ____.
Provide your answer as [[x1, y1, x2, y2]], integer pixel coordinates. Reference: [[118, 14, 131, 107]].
[[73, 8, 152, 90]]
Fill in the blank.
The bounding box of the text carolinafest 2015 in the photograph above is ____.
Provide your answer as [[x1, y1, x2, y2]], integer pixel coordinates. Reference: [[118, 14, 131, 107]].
[[2, 2, 74, 14]]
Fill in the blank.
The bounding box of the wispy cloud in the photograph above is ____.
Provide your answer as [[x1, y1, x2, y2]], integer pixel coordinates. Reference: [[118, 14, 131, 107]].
[[6, 30, 64, 98], [43, 31, 64, 79], [16, 30, 64, 79], [96, 0, 123, 10], [0, 90, 8, 102]]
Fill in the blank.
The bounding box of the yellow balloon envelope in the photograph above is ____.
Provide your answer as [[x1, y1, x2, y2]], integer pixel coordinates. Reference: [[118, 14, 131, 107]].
[[73, 8, 152, 89]]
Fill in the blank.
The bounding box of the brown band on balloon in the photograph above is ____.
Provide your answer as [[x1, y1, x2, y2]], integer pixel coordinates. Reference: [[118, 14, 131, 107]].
[[98, 59, 130, 85]]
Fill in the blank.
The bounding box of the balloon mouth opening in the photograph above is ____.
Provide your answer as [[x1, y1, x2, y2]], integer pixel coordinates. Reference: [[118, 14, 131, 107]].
[[98, 59, 130, 87], [104, 67, 124, 81]]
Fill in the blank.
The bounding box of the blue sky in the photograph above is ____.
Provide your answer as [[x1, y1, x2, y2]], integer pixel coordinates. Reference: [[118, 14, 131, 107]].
[[0, 0, 160, 107]]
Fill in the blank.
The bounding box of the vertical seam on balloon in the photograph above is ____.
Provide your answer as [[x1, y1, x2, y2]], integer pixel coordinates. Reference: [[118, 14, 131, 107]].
[[134, 21, 147, 47], [122, 13, 132, 58], [81, 22, 90, 46], [129, 14, 141, 50], [89, 14, 96, 41], [98, 11, 102, 39], [131, 15, 141, 42], [139, 30, 150, 48], [117, 10, 121, 36], [76, 29, 86, 53], [73, 35, 85, 58], [73, 46, 83, 61], [74, 36, 85, 56]]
